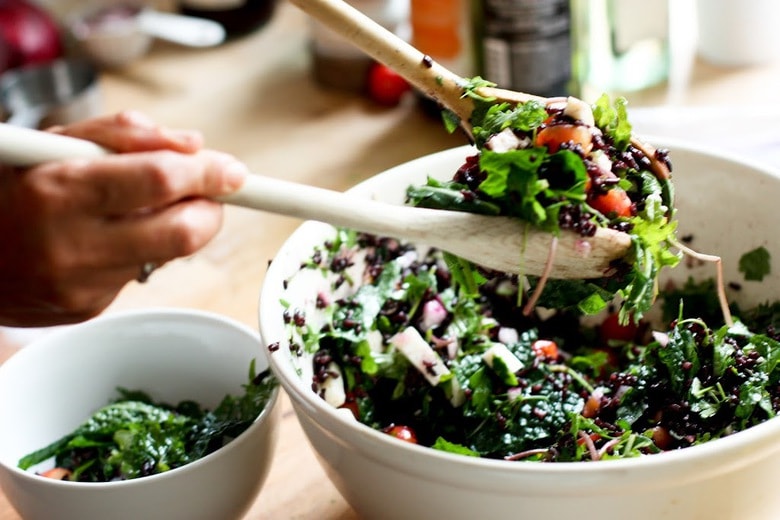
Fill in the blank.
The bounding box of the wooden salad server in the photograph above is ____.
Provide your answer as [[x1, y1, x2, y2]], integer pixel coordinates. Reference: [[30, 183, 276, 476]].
[[0, 123, 631, 279], [287, 0, 670, 181]]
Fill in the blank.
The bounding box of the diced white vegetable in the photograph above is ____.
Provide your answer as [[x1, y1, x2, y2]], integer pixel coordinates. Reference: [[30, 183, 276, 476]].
[[485, 128, 524, 153], [497, 327, 519, 345], [482, 343, 524, 386], [564, 96, 595, 127], [483, 343, 524, 373], [446, 377, 466, 407], [396, 250, 418, 269], [365, 329, 384, 353], [390, 327, 465, 407], [445, 337, 459, 360], [420, 299, 448, 331], [335, 407, 358, 421], [390, 327, 449, 386], [507, 386, 524, 402], [591, 149, 614, 176], [319, 361, 346, 408]]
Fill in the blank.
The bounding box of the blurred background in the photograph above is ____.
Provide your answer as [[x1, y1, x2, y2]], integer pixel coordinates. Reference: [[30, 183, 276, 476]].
[[1, 0, 779, 518]]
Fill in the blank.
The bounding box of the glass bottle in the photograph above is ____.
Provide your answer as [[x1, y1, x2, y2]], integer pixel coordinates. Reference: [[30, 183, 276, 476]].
[[476, 0, 572, 98], [570, 0, 670, 100]]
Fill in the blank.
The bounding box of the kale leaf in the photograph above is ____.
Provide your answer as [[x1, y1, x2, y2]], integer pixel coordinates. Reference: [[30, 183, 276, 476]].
[[18, 361, 276, 482]]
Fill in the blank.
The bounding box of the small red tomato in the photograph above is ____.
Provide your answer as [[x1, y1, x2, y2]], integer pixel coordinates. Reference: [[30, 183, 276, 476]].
[[599, 312, 639, 345], [651, 425, 673, 450], [340, 400, 360, 420], [384, 424, 418, 444], [576, 431, 601, 446], [40, 467, 72, 480], [367, 63, 411, 106], [581, 393, 601, 418], [535, 124, 593, 154], [588, 188, 633, 218], [531, 339, 559, 360]]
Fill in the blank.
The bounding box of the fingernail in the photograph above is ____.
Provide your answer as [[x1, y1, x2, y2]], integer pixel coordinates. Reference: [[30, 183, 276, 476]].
[[222, 159, 249, 194]]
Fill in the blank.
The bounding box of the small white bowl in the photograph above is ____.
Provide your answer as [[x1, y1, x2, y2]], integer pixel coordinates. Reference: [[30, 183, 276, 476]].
[[68, 3, 153, 69], [0, 308, 280, 520], [260, 140, 780, 520], [68, 3, 226, 69]]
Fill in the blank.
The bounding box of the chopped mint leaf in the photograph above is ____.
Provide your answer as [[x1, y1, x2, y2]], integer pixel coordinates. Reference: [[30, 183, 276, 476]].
[[739, 246, 771, 281], [432, 437, 480, 456], [592, 94, 632, 151]]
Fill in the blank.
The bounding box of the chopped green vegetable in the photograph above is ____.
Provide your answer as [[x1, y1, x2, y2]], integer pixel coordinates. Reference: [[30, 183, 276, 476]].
[[407, 91, 680, 324], [284, 231, 780, 462], [739, 246, 771, 281], [19, 361, 277, 482]]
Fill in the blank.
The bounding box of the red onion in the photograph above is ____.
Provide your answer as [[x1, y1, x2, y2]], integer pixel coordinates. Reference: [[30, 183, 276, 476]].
[[420, 299, 447, 331], [0, 0, 63, 73]]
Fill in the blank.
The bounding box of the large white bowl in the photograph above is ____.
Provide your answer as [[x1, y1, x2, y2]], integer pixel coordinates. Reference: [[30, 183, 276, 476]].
[[0, 308, 280, 520], [260, 141, 780, 520]]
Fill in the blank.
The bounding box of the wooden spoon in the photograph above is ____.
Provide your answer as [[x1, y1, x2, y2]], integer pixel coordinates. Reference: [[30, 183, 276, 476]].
[[0, 123, 631, 279], [289, 0, 670, 180]]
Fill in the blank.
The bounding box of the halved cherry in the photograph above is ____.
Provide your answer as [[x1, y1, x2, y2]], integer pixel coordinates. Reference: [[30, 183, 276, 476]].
[[384, 424, 418, 444]]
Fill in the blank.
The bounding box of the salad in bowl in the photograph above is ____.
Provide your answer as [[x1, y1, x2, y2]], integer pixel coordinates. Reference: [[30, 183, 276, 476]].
[[260, 91, 780, 518]]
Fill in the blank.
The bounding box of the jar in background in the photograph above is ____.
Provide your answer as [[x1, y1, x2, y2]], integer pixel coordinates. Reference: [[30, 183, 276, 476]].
[[477, 0, 571, 98], [570, 0, 670, 101], [179, 0, 276, 38], [309, 0, 408, 92]]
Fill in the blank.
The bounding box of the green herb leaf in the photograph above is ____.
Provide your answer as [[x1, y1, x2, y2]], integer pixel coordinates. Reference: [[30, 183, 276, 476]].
[[592, 94, 632, 150], [739, 246, 771, 281], [432, 436, 480, 456]]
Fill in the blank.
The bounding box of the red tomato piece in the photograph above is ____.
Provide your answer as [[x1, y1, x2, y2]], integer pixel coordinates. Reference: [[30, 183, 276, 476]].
[[581, 393, 601, 418], [599, 312, 639, 345], [340, 400, 360, 420], [531, 339, 559, 360], [384, 424, 418, 444], [576, 431, 601, 445], [588, 188, 633, 218], [535, 124, 593, 154], [651, 425, 673, 450], [40, 467, 72, 480], [367, 63, 411, 106]]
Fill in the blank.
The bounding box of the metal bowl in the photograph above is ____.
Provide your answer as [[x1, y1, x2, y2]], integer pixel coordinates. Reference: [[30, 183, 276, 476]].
[[0, 58, 102, 129]]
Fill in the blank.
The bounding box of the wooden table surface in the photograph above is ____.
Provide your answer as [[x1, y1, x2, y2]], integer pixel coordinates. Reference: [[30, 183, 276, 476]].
[[1, 4, 779, 518]]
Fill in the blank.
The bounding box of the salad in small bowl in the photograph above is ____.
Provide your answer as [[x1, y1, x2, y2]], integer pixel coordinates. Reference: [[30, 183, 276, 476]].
[[0, 309, 280, 520]]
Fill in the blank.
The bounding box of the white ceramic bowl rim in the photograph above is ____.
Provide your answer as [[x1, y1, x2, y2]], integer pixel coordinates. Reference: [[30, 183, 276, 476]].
[[261, 138, 780, 489], [0, 307, 279, 489]]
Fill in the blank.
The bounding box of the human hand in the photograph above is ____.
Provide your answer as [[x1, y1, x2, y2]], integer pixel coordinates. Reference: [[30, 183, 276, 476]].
[[0, 111, 248, 327]]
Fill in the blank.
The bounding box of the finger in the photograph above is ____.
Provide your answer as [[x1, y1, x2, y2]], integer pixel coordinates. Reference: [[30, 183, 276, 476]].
[[36, 149, 248, 216], [48, 110, 203, 154], [85, 198, 225, 267]]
